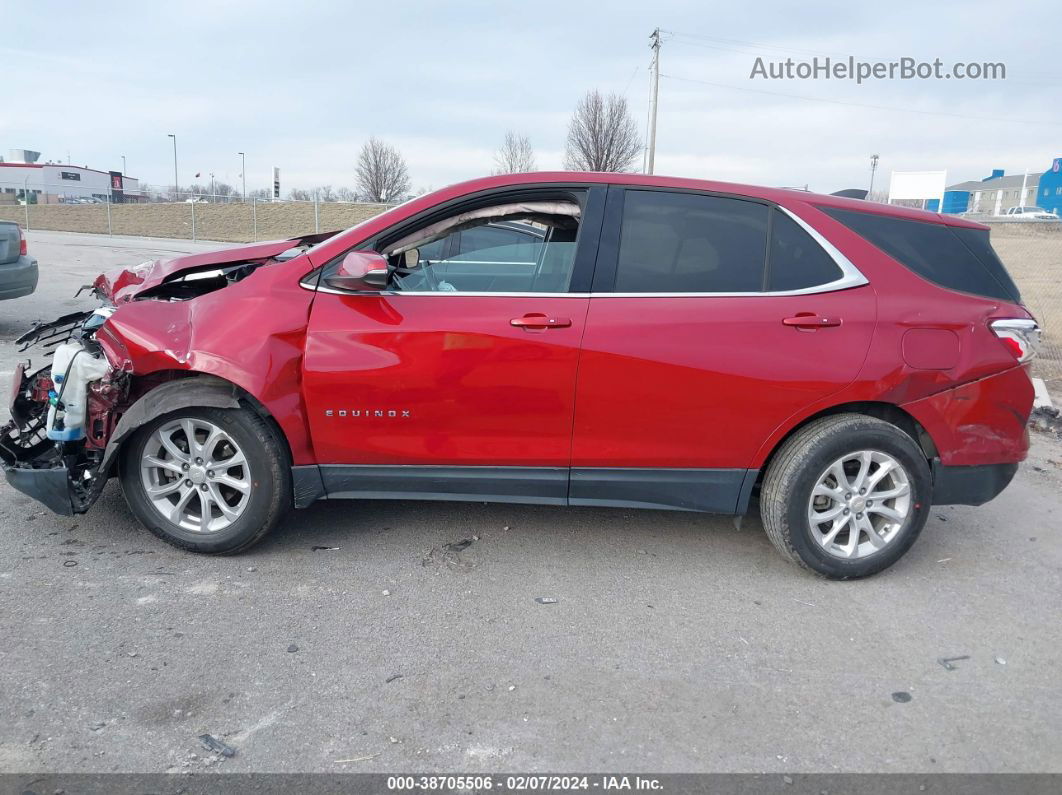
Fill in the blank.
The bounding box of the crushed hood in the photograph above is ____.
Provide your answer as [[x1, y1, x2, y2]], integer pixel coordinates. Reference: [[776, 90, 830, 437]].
[[93, 231, 337, 303]]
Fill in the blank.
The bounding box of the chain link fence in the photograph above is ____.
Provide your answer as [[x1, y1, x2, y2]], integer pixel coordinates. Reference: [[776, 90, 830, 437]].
[[986, 222, 1062, 392], [0, 184, 393, 244]]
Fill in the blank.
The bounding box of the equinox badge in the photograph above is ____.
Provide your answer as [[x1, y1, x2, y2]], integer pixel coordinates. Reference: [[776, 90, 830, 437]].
[[325, 409, 411, 418]]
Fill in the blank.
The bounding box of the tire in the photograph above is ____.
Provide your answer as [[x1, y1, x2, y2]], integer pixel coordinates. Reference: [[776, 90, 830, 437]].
[[119, 406, 291, 554], [760, 414, 931, 579]]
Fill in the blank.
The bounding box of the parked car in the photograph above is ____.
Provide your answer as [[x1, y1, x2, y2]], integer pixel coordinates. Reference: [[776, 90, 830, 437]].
[[1, 173, 1040, 578], [0, 221, 37, 300], [1004, 206, 1060, 220]]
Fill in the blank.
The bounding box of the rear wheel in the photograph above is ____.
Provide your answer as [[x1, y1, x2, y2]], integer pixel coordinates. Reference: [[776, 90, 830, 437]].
[[760, 414, 931, 579], [120, 406, 290, 554]]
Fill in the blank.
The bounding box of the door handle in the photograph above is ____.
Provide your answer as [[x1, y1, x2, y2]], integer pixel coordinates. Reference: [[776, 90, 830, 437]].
[[782, 314, 842, 329], [511, 314, 572, 330]]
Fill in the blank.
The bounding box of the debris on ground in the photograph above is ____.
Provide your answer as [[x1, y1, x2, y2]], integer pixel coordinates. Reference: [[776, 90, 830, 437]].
[[534, 596, 558, 605], [937, 655, 970, 671], [1030, 405, 1062, 435], [382, 589, 391, 596], [995, 656, 1007, 665], [386, 673, 403, 683], [311, 545, 340, 551], [891, 691, 912, 703], [335, 753, 380, 763], [422, 536, 479, 569], [389, 736, 400, 744], [198, 733, 237, 758], [62, 560, 77, 568], [287, 644, 299, 653]]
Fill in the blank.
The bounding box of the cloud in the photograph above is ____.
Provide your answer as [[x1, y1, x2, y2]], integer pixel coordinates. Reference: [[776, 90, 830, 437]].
[[5, 0, 1058, 195]]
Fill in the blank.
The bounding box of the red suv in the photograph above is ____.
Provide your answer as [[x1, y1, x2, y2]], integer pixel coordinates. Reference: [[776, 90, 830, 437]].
[[1, 173, 1040, 578]]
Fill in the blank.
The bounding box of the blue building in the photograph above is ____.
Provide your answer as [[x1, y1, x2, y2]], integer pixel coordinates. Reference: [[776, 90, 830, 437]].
[[942, 169, 1039, 215], [1037, 157, 1062, 215]]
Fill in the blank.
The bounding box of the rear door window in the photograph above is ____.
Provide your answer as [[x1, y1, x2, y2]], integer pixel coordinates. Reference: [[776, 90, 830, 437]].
[[821, 206, 1021, 303], [614, 190, 768, 293]]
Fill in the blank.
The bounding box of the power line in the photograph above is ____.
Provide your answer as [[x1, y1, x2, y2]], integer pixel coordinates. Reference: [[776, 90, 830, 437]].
[[659, 72, 1059, 127]]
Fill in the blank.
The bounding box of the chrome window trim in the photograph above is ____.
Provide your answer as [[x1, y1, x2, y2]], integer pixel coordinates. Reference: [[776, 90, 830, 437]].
[[302, 205, 868, 298]]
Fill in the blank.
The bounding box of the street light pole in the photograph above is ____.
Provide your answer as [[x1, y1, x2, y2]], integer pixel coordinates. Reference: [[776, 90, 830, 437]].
[[238, 152, 246, 201], [168, 134, 179, 201], [121, 155, 127, 174], [869, 154, 880, 197]]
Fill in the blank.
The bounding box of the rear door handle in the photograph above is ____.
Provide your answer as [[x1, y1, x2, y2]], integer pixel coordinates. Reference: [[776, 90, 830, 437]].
[[782, 314, 842, 329], [511, 314, 572, 330]]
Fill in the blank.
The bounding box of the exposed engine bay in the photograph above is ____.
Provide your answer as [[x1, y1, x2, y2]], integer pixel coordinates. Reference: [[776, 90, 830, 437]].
[[1, 231, 336, 515]]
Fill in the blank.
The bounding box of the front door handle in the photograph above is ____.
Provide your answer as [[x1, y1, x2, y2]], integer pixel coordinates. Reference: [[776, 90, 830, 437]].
[[782, 313, 842, 329], [511, 314, 572, 330]]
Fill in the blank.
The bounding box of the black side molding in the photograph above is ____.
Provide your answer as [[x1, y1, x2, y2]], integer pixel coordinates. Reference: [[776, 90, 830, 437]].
[[319, 465, 568, 505], [570, 468, 749, 513]]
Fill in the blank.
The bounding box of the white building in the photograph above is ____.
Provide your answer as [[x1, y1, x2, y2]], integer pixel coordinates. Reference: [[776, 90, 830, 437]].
[[0, 149, 141, 204]]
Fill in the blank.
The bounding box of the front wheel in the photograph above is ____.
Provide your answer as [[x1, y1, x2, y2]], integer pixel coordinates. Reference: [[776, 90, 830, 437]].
[[119, 406, 291, 554], [760, 414, 931, 579]]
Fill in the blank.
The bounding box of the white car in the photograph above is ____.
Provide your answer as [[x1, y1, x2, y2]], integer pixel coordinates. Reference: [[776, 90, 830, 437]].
[[1004, 206, 1059, 221]]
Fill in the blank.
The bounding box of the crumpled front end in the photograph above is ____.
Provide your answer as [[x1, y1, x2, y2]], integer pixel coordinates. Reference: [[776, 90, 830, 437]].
[[3, 233, 327, 516], [2, 310, 130, 514]]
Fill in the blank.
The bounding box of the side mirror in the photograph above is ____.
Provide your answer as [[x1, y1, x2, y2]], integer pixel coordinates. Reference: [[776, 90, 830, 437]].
[[324, 251, 389, 291]]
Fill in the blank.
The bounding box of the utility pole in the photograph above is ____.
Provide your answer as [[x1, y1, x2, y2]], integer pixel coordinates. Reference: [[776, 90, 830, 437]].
[[210, 172, 216, 203], [121, 155, 127, 174], [868, 154, 879, 197], [168, 134, 179, 201], [238, 152, 246, 201], [646, 27, 661, 175], [1020, 169, 1029, 208]]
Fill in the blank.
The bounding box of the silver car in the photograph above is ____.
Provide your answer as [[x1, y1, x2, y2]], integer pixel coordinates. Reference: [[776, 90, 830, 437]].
[[0, 222, 38, 300]]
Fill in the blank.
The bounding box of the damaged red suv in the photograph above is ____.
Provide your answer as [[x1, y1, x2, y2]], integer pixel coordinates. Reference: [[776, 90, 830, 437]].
[[1, 173, 1039, 578]]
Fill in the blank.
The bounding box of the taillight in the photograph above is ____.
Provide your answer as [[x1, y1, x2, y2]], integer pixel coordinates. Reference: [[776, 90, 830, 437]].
[[18, 228, 27, 256], [990, 319, 1040, 363]]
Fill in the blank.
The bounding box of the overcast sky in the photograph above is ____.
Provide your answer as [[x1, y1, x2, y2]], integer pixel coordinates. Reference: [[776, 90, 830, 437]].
[[4, 0, 1058, 196]]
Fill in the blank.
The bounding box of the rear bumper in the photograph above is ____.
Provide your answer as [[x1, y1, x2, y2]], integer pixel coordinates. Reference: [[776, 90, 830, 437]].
[[0, 255, 39, 300], [932, 459, 1018, 506]]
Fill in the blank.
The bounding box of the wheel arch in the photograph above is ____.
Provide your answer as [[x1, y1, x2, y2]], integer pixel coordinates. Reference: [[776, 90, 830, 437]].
[[754, 401, 938, 488], [105, 371, 294, 473]]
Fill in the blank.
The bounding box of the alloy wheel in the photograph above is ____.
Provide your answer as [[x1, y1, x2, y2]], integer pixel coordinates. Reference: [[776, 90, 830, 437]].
[[139, 418, 252, 533]]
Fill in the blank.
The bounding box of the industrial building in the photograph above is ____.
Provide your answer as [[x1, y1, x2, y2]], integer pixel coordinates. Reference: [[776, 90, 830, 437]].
[[0, 148, 140, 205], [943, 157, 1062, 215]]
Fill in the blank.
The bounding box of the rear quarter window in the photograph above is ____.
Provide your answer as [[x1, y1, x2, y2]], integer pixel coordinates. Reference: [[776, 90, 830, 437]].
[[821, 207, 1021, 303]]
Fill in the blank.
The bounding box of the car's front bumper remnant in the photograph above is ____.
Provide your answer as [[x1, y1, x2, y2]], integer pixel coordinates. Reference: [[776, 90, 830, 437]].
[[3, 464, 75, 515]]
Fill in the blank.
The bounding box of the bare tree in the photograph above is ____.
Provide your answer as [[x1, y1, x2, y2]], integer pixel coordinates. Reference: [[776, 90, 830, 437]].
[[355, 137, 410, 203], [564, 90, 642, 172], [287, 188, 313, 201], [492, 131, 537, 174], [247, 188, 271, 201], [335, 187, 358, 202], [316, 185, 337, 202]]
